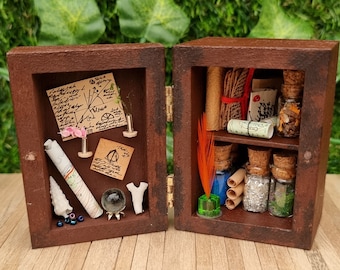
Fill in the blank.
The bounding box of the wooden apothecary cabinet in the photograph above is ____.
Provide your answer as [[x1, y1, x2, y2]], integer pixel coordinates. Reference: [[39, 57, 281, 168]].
[[7, 37, 338, 249]]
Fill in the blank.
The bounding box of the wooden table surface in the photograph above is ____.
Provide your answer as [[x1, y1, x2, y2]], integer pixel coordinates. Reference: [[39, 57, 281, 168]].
[[0, 173, 339, 270]]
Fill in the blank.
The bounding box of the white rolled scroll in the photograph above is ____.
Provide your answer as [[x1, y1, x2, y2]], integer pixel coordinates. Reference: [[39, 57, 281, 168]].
[[227, 119, 274, 139], [44, 139, 103, 218]]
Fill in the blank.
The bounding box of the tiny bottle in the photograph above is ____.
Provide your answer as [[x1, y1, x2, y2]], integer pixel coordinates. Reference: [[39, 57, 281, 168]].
[[268, 176, 295, 217], [243, 165, 270, 213], [277, 97, 301, 137]]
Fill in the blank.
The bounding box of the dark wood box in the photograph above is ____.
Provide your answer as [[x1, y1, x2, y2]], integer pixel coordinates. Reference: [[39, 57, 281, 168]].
[[7, 44, 168, 248], [7, 37, 339, 249], [172, 37, 338, 249]]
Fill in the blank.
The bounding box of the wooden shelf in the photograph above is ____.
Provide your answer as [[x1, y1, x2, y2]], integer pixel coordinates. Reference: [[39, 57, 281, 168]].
[[213, 130, 299, 151], [173, 37, 339, 249]]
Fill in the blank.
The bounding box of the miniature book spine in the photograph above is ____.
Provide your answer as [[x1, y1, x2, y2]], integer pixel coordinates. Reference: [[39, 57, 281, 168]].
[[227, 119, 274, 139], [44, 139, 103, 218], [126, 182, 148, 214]]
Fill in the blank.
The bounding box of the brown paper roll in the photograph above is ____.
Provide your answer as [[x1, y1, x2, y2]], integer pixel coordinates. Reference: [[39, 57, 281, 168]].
[[227, 182, 245, 200], [206, 67, 225, 130], [227, 168, 246, 187], [225, 196, 243, 210]]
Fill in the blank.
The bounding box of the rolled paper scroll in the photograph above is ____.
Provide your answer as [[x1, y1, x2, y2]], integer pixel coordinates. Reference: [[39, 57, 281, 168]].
[[225, 196, 243, 210], [226, 182, 245, 200], [227, 119, 274, 139], [206, 67, 225, 130], [44, 139, 103, 218], [227, 168, 246, 188], [261, 116, 277, 128]]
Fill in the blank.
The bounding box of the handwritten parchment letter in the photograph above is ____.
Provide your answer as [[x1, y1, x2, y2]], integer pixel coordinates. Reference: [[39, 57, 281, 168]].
[[46, 73, 127, 139]]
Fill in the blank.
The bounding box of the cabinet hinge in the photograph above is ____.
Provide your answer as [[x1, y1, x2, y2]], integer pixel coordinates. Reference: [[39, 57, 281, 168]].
[[165, 85, 173, 123], [167, 174, 174, 208]]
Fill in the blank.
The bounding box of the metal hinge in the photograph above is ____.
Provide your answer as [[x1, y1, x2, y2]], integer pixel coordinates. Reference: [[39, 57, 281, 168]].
[[166, 86, 174, 208], [167, 174, 174, 208], [165, 85, 173, 122]]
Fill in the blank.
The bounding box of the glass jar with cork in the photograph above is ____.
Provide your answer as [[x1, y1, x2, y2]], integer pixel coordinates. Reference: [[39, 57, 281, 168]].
[[277, 70, 304, 138], [269, 151, 296, 217], [243, 146, 271, 213]]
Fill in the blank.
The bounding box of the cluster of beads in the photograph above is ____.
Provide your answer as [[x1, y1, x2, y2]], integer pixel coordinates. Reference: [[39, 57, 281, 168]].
[[56, 212, 84, 227]]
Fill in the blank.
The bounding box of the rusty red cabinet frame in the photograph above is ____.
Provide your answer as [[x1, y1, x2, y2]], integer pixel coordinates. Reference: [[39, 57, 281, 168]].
[[7, 37, 339, 249], [7, 43, 168, 248]]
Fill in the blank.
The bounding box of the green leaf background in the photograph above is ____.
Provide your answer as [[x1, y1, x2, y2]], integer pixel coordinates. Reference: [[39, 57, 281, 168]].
[[249, 0, 313, 39], [2, 0, 340, 173], [34, 0, 106, 45], [117, 0, 189, 47]]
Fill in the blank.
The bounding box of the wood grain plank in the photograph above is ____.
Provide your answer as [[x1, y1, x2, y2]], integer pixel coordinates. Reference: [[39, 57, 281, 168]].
[[255, 242, 279, 270], [115, 235, 137, 270], [224, 237, 245, 269], [0, 174, 24, 229], [0, 214, 32, 270], [239, 240, 262, 270], [286, 247, 312, 270], [210, 235, 229, 270], [313, 227, 340, 269], [162, 228, 196, 270], [146, 232, 165, 270], [34, 246, 63, 269], [0, 198, 26, 246], [324, 175, 340, 206], [82, 238, 122, 270], [305, 248, 328, 270], [17, 248, 43, 270], [64, 242, 91, 270], [270, 245, 296, 270], [131, 234, 151, 269], [196, 233, 213, 270], [0, 174, 340, 269]]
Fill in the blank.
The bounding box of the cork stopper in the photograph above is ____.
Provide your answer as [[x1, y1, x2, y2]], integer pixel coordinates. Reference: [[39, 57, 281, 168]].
[[271, 151, 297, 181], [271, 165, 296, 181], [247, 146, 272, 169], [281, 84, 303, 99], [273, 151, 297, 170], [214, 142, 232, 171], [246, 163, 270, 176], [283, 70, 305, 85]]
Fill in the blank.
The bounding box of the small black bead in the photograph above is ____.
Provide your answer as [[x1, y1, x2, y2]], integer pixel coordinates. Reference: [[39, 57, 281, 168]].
[[70, 219, 77, 225], [56, 220, 64, 227]]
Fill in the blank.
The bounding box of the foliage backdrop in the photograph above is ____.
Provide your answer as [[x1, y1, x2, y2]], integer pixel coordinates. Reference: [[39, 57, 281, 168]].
[[1, 0, 340, 173]]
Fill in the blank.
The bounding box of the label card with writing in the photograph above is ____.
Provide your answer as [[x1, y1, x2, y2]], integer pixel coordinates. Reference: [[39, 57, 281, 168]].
[[90, 138, 134, 180], [247, 89, 277, 122], [46, 73, 127, 140]]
